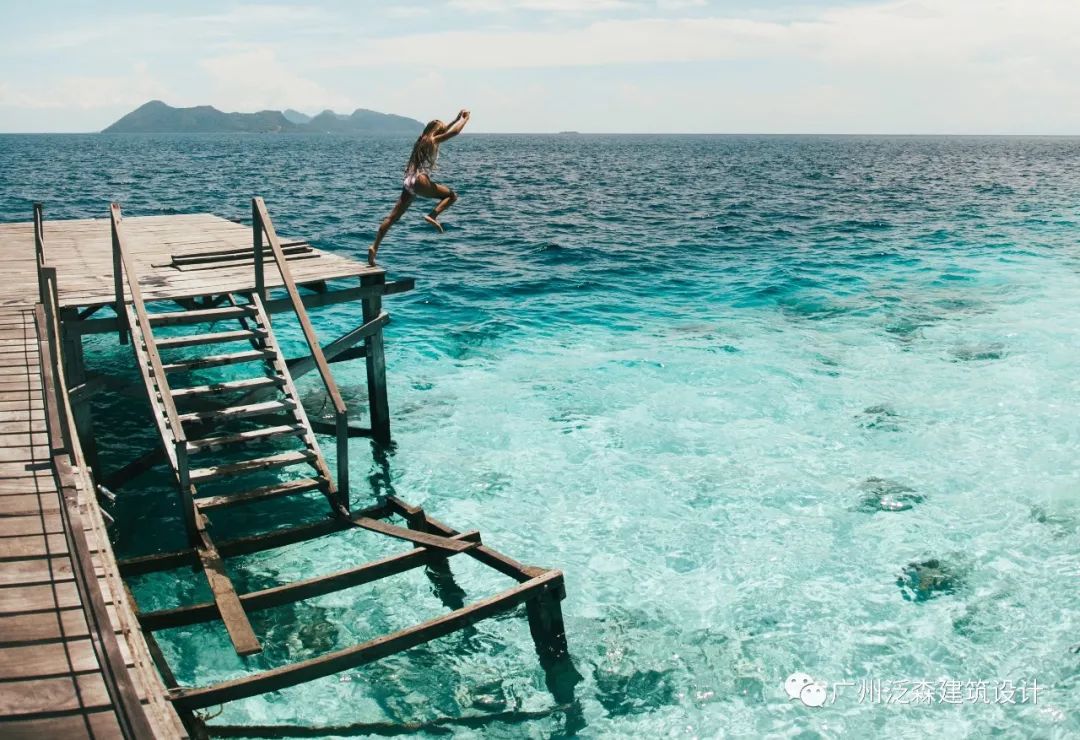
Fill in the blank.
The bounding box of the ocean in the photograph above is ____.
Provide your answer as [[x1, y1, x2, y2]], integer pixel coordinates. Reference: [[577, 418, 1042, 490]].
[[1, 133, 1078, 738]]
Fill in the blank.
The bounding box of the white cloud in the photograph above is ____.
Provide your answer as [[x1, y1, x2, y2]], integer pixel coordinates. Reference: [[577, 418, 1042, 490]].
[[0, 63, 173, 110], [199, 48, 352, 112], [449, 0, 633, 12], [323, 0, 1080, 71]]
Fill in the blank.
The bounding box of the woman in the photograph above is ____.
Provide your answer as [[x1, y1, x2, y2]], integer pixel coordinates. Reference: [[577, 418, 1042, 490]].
[[368, 109, 470, 265]]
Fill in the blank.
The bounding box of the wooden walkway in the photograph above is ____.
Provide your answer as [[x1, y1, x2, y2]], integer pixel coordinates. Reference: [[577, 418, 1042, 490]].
[[0, 287, 183, 733], [0, 212, 382, 310]]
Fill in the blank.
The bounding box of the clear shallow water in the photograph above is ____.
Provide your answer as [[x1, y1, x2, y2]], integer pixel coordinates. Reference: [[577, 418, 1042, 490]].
[[2, 134, 1079, 738]]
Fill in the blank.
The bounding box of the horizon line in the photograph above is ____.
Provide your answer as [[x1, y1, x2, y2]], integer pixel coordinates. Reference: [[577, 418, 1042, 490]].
[[2, 130, 1080, 137]]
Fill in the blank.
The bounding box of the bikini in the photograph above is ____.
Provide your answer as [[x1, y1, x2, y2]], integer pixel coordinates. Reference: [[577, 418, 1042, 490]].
[[402, 149, 439, 196]]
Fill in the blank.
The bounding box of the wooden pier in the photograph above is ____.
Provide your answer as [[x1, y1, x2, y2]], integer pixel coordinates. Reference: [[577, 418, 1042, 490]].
[[0, 201, 575, 737]]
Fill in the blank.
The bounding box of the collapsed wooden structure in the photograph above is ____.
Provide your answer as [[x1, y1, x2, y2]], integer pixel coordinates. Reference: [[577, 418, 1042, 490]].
[[0, 201, 575, 738]]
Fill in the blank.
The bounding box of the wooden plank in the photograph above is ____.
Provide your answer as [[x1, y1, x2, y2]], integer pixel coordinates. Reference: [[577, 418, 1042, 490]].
[[0, 513, 63, 537], [195, 476, 323, 510], [0, 532, 68, 560], [188, 449, 314, 483], [0, 639, 101, 680], [147, 304, 255, 326], [141, 531, 480, 631], [0, 607, 90, 643], [177, 399, 295, 425], [168, 570, 563, 710], [0, 556, 74, 587], [154, 328, 265, 350], [195, 542, 261, 657], [386, 499, 549, 583], [185, 424, 304, 455], [0, 582, 83, 614], [162, 348, 272, 373], [0, 673, 112, 717], [171, 375, 284, 400], [117, 500, 392, 576], [0, 494, 60, 517], [0, 708, 122, 739], [351, 517, 478, 553]]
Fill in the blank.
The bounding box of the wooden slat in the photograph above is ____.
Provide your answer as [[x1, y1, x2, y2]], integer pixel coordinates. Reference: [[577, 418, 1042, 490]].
[[185, 424, 304, 455], [177, 399, 294, 426], [188, 450, 315, 484], [351, 518, 478, 553], [147, 304, 255, 326], [154, 328, 265, 350], [162, 349, 272, 373], [171, 375, 283, 399], [195, 477, 324, 510]]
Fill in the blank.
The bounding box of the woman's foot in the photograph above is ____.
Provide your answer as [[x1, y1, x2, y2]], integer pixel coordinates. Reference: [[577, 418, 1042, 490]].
[[424, 214, 445, 233], [367, 245, 377, 266]]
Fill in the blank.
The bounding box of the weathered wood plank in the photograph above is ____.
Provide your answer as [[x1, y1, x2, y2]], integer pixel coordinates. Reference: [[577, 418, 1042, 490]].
[[169, 571, 563, 710]]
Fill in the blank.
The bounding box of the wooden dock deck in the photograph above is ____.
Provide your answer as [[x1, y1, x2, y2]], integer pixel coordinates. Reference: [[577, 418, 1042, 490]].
[[0, 212, 382, 310]]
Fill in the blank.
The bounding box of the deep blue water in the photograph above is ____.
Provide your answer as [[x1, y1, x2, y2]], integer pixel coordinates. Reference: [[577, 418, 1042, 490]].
[[2, 134, 1079, 738]]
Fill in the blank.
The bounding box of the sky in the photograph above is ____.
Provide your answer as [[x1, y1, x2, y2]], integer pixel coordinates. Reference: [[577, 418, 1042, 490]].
[[1, 0, 1078, 134]]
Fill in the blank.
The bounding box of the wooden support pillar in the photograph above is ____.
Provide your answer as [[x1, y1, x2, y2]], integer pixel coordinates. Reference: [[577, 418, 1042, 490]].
[[526, 583, 582, 723], [526, 582, 571, 665], [400, 502, 467, 610], [60, 309, 100, 474], [361, 273, 391, 444]]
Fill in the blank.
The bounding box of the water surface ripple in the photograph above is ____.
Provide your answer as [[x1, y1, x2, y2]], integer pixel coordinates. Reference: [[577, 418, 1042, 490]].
[[2, 134, 1079, 737]]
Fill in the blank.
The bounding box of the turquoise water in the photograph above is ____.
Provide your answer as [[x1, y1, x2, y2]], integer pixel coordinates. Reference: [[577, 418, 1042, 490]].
[[2, 134, 1079, 737]]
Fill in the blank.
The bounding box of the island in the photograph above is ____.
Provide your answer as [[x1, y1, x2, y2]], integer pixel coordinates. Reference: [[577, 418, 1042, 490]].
[[103, 100, 423, 134]]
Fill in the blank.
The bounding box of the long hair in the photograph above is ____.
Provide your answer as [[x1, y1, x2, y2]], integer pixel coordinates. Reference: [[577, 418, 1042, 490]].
[[406, 120, 443, 173]]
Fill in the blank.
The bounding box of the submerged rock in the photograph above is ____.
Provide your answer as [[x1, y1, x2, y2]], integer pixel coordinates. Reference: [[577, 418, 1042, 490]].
[[856, 477, 924, 512], [950, 342, 1006, 362], [858, 404, 902, 431], [1029, 505, 1078, 538], [897, 558, 962, 602]]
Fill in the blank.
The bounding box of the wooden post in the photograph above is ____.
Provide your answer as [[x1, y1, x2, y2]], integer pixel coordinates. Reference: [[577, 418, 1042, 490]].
[[32, 202, 44, 265], [61, 307, 101, 474], [361, 273, 390, 444], [111, 209, 129, 344], [400, 503, 467, 610], [252, 198, 265, 304], [526, 584, 571, 665], [175, 442, 200, 548], [335, 411, 349, 511]]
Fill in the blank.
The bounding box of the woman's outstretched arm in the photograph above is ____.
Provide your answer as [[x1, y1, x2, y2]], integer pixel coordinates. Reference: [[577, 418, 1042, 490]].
[[435, 109, 470, 142]]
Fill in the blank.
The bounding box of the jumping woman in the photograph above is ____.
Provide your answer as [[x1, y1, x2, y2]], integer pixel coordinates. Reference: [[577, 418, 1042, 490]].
[[368, 108, 471, 265]]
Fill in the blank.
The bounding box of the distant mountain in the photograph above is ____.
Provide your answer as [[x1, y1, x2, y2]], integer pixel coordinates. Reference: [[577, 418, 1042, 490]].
[[282, 108, 311, 124], [103, 100, 423, 134]]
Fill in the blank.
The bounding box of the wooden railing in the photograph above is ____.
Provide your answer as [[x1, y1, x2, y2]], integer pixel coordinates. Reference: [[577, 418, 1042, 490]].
[[34, 210, 157, 739], [252, 197, 349, 503], [110, 203, 198, 542]]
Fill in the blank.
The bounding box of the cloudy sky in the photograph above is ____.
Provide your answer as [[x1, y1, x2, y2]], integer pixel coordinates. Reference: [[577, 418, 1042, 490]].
[[1, 0, 1078, 134]]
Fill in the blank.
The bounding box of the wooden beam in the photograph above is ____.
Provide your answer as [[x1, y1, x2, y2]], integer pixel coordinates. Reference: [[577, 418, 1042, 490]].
[[284, 312, 386, 380], [168, 570, 564, 710], [196, 533, 261, 657], [350, 517, 478, 553], [139, 531, 481, 631], [117, 501, 393, 576], [67, 279, 414, 337], [385, 497, 548, 584]]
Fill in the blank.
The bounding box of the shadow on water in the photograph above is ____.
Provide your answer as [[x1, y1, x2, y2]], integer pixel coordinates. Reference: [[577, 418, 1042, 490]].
[[365, 445, 586, 735]]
